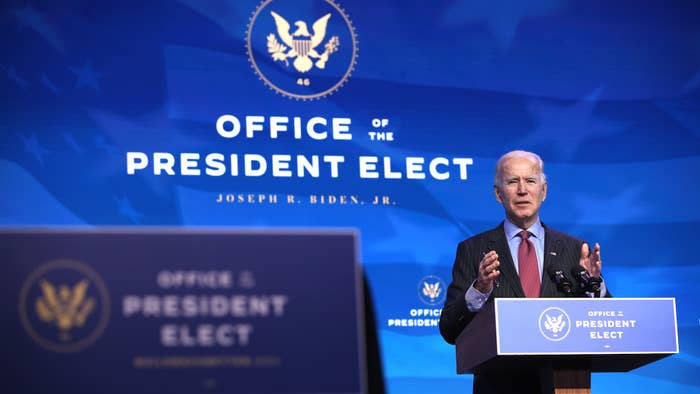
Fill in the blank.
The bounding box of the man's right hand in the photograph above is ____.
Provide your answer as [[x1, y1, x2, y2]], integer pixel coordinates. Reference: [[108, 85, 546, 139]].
[[475, 250, 500, 293]]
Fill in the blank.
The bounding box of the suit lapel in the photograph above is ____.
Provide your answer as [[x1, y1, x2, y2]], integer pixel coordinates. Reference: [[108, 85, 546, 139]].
[[489, 223, 524, 297], [540, 223, 561, 297]]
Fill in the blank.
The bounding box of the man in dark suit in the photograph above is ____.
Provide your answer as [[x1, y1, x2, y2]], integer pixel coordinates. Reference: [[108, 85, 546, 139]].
[[439, 150, 608, 394]]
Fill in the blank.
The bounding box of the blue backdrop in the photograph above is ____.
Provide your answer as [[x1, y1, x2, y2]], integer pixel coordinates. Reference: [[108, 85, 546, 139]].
[[1, 0, 699, 392]]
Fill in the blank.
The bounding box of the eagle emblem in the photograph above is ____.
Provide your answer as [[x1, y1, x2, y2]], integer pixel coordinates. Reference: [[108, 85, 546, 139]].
[[422, 281, 442, 301], [267, 11, 340, 73], [543, 313, 566, 334], [35, 278, 95, 335]]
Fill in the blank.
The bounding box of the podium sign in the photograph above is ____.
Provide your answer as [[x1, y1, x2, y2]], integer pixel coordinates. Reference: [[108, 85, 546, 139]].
[[495, 298, 679, 355], [463, 298, 684, 393]]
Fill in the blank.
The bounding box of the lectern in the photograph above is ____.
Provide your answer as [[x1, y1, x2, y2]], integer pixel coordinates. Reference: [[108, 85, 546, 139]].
[[456, 298, 678, 394]]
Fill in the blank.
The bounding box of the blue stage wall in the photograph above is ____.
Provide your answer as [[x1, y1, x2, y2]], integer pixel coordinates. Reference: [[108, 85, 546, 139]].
[[1, 0, 699, 392]]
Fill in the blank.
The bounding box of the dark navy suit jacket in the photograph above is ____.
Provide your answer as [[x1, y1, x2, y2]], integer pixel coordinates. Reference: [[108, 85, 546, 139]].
[[439, 222, 610, 394]]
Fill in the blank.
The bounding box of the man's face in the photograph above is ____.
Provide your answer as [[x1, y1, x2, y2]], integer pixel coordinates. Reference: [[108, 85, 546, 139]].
[[494, 156, 547, 229]]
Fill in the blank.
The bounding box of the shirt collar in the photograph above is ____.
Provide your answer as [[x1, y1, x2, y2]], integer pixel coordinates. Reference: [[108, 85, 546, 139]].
[[504, 217, 544, 241]]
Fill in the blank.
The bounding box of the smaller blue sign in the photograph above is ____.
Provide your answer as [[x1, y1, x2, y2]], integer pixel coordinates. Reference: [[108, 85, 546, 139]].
[[495, 298, 679, 355]]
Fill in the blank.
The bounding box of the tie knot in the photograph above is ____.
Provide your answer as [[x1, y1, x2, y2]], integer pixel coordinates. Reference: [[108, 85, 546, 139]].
[[519, 230, 530, 240]]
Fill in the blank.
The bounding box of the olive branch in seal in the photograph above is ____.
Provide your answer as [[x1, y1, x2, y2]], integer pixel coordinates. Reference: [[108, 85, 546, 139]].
[[267, 34, 289, 66]]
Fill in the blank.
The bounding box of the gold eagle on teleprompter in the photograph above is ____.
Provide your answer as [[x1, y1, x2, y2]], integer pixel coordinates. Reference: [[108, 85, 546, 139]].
[[267, 11, 339, 73], [35, 279, 95, 331]]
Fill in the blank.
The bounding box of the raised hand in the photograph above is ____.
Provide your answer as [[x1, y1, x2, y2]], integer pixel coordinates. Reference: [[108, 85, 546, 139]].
[[579, 242, 602, 278], [476, 250, 501, 292]]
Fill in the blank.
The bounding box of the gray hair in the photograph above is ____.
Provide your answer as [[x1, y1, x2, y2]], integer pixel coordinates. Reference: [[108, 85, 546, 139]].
[[494, 150, 547, 185]]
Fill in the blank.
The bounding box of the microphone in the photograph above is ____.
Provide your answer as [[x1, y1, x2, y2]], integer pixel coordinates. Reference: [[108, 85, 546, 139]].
[[547, 265, 574, 297], [545, 240, 573, 296], [570, 265, 602, 296]]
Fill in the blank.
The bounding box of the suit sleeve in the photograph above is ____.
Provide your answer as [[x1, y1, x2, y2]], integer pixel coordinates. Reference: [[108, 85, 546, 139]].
[[439, 241, 480, 344]]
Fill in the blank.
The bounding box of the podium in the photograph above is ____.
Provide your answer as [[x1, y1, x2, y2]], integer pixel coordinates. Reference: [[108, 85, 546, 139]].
[[456, 298, 678, 394]]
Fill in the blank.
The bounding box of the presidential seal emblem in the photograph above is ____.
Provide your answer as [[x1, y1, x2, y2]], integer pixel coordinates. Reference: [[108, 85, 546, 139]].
[[417, 275, 447, 306], [538, 306, 571, 342], [246, 0, 358, 100], [18, 259, 111, 353]]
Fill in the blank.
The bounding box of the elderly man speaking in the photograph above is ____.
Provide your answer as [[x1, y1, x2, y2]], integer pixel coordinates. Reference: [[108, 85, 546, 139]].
[[439, 150, 609, 394]]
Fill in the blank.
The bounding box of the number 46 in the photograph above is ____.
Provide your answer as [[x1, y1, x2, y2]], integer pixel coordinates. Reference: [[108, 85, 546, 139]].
[[296, 78, 310, 86]]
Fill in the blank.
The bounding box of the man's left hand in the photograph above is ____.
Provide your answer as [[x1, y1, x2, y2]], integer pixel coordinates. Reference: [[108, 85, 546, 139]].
[[579, 242, 602, 278]]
